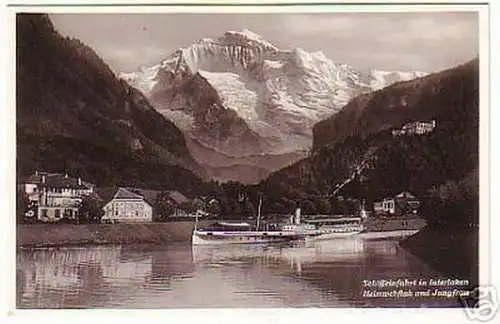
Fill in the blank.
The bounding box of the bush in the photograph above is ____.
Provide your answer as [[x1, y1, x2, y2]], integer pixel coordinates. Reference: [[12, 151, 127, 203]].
[[78, 194, 105, 224]]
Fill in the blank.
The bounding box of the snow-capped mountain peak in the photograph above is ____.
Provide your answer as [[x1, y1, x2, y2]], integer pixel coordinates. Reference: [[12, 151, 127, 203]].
[[222, 29, 278, 51], [119, 29, 427, 182]]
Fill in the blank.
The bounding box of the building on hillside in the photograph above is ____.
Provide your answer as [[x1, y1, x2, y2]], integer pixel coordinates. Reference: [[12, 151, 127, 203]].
[[22, 171, 94, 222], [373, 191, 421, 216], [392, 120, 436, 137], [102, 188, 153, 223]]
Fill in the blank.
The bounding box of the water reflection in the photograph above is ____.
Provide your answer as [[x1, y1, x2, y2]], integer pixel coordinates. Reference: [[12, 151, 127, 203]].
[[17, 245, 195, 308], [17, 236, 464, 308]]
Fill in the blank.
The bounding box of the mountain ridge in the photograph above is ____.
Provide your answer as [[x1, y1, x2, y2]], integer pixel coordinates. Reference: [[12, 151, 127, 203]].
[[120, 29, 426, 183], [17, 13, 207, 195]]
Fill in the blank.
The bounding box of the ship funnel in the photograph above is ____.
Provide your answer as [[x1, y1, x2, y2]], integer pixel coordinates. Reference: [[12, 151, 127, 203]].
[[360, 199, 368, 219], [295, 208, 301, 225]]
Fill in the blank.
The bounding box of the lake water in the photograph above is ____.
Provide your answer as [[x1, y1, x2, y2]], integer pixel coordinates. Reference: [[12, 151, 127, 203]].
[[16, 231, 468, 308]]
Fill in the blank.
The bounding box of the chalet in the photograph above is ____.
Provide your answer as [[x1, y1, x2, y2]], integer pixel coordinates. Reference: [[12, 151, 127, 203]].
[[102, 188, 153, 223], [373, 191, 421, 216], [129, 188, 189, 217], [392, 120, 436, 137], [166, 191, 190, 216], [22, 171, 94, 222]]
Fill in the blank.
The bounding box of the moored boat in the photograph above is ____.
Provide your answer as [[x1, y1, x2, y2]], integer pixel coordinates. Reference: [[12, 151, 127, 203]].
[[192, 195, 302, 246], [305, 220, 364, 242], [303, 202, 368, 241], [192, 221, 301, 246]]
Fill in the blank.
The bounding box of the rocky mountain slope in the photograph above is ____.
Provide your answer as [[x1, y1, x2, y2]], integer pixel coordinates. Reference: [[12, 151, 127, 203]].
[[121, 29, 425, 183], [17, 14, 207, 194]]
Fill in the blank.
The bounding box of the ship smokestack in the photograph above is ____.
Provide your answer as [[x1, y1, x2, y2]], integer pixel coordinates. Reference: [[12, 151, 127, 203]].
[[295, 207, 301, 225], [360, 199, 368, 219]]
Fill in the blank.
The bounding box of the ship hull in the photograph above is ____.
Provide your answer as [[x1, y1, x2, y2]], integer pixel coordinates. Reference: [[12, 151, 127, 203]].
[[192, 231, 300, 246], [305, 227, 364, 242]]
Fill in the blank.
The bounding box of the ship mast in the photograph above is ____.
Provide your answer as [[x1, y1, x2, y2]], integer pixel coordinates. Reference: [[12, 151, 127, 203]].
[[256, 194, 263, 231], [194, 210, 198, 231]]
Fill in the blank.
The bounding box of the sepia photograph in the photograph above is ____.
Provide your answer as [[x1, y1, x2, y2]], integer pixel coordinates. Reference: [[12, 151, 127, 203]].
[[8, 1, 494, 318]]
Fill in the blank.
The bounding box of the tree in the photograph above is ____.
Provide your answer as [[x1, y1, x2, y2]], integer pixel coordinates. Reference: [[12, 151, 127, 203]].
[[301, 199, 317, 215], [420, 173, 478, 226], [179, 200, 197, 214], [315, 197, 332, 215], [192, 198, 206, 212], [16, 189, 30, 224], [153, 191, 175, 221], [230, 200, 243, 218], [269, 202, 285, 214], [78, 194, 104, 224], [207, 198, 221, 217], [242, 200, 257, 218]]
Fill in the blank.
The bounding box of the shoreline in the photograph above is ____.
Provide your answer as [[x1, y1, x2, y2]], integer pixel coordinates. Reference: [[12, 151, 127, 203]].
[[16, 221, 212, 249], [16, 217, 426, 248], [399, 224, 479, 287]]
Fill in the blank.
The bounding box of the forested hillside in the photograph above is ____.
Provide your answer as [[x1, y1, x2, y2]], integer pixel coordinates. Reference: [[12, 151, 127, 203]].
[[262, 59, 479, 223], [17, 14, 207, 195]]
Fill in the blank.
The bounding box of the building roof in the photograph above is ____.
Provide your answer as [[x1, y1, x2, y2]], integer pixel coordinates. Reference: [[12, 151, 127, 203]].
[[113, 188, 145, 200], [97, 187, 188, 206], [130, 189, 159, 205], [396, 191, 417, 199], [124, 188, 188, 205], [374, 191, 420, 203], [95, 187, 118, 203], [167, 190, 188, 204], [23, 172, 90, 189]]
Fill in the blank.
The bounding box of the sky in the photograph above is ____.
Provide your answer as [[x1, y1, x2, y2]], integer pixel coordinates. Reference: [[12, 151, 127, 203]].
[[49, 12, 479, 74]]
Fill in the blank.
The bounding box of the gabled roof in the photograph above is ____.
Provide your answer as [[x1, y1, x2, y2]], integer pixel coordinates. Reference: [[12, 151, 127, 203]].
[[167, 190, 188, 204], [396, 191, 417, 199], [130, 188, 159, 205], [113, 188, 144, 200], [124, 188, 187, 205], [96, 187, 189, 206], [23, 172, 90, 189]]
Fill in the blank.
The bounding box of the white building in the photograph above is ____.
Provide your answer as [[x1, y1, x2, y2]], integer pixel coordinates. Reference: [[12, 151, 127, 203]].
[[102, 188, 153, 223], [392, 120, 436, 136], [23, 171, 94, 222]]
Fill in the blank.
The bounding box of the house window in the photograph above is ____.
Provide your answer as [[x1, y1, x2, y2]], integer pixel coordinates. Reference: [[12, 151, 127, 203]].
[[54, 209, 61, 218], [41, 209, 48, 218], [135, 211, 139, 217]]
